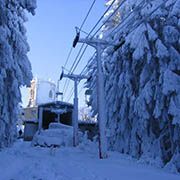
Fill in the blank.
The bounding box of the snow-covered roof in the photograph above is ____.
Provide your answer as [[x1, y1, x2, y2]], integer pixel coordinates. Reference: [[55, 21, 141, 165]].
[[38, 101, 73, 108]]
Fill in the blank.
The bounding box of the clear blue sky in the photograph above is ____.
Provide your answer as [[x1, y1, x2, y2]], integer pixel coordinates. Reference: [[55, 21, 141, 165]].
[[21, 0, 106, 107]]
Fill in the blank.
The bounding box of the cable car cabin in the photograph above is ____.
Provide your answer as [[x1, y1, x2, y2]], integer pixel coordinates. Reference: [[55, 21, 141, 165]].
[[38, 101, 73, 130]]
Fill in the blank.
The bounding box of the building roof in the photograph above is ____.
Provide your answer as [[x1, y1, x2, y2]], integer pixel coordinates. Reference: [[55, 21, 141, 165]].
[[38, 101, 73, 111]]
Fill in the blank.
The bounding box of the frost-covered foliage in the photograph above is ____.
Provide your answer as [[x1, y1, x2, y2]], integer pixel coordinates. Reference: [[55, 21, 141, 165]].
[[101, 0, 121, 35], [0, 0, 36, 148], [87, 0, 180, 172], [101, 0, 143, 37], [85, 59, 98, 116]]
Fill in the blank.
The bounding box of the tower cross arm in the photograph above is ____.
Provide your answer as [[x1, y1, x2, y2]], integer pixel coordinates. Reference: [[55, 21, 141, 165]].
[[63, 73, 88, 81], [78, 38, 116, 48]]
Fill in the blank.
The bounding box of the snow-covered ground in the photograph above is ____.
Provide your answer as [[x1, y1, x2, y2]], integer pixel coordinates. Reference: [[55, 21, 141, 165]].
[[0, 140, 179, 180]]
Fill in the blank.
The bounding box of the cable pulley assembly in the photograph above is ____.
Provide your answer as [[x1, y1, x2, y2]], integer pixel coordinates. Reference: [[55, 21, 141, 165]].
[[73, 31, 80, 48]]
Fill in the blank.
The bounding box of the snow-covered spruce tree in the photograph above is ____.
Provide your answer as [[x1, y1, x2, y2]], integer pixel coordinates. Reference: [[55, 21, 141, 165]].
[[101, 0, 121, 36], [85, 57, 98, 117], [86, 0, 123, 112], [0, 0, 36, 148], [101, 0, 136, 37], [87, 0, 180, 171]]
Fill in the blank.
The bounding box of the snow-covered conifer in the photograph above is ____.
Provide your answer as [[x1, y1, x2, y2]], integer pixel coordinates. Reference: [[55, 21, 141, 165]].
[[87, 0, 180, 171], [101, 0, 121, 36], [0, 0, 36, 148]]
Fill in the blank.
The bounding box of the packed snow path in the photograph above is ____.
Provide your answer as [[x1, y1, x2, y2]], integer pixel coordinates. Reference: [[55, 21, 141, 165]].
[[0, 141, 179, 180]]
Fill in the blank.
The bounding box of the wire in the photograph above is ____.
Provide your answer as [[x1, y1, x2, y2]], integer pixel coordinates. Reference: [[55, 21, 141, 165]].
[[65, 54, 95, 103], [126, 0, 169, 38], [62, 66, 71, 73], [71, 45, 89, 73], [69, 0, 134, 75], [65, 0, 124, 99], [61, 48, 73, 96], [69, 44, 86, 73], [77, 0, 159, 89], [62, 79, 68, 94], [108, 0, 167, 46], [66, 81, 85, 103], [63, 43, 89, 97], [87, 0, 117, 36], [63, 0, 117, 101], [95, 0, 169, 63], [66, 0, 169, 103], [63, 0, 96, 70], [79, 0, 96, 31], [92, 0, 127, 36], [63, 0, 135, 95], [68, 0, 117, 75], [65, 55, 94, 103], [80, 52, 96, 75], [66, 88, 74, 102], [66, 0, 97, 74], [76, 27, 91, 36], [62, 44, 86, 97], [62, 1, 96, 96], [63, 47, 73, 68], [109, 0, 147, 37]]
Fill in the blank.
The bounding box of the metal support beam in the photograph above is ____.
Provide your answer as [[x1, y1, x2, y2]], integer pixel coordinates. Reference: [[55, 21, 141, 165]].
[[60, 72, 88, 147], [73, 79, 78, 146], [77, 37, 110, 159], [96, 42, 107, 159]]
